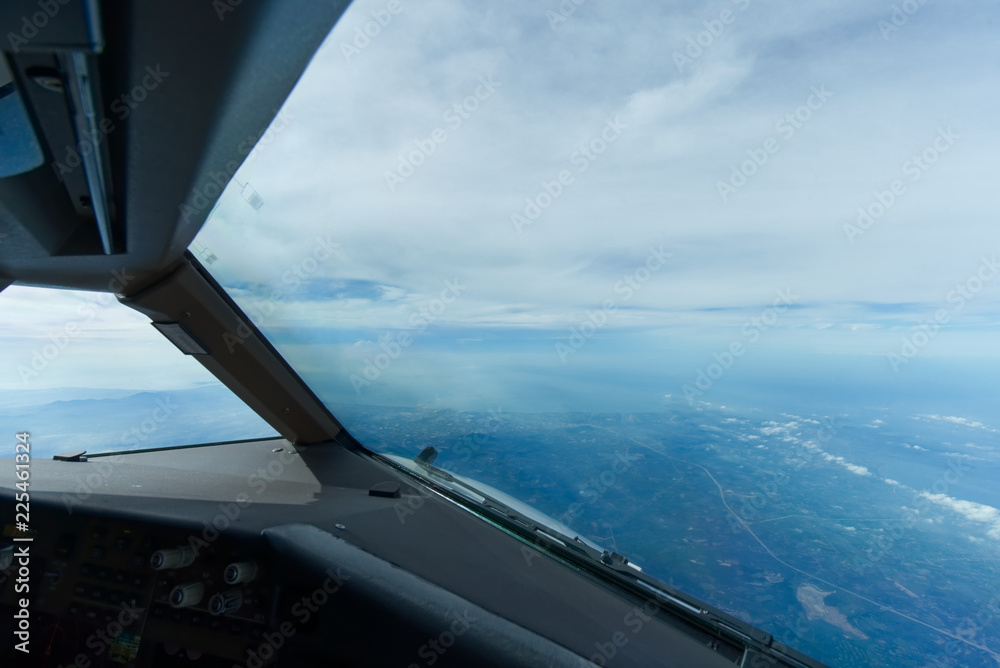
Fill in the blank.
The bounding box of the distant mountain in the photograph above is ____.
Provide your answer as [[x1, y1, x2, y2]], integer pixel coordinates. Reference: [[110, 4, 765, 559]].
[[0, 385, 276, 457], [0, 387, 143, 408]]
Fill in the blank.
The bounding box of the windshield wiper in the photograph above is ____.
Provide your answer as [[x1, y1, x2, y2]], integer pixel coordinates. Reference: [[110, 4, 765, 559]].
[[385, 447, 826, 668], [408, 446, 604, 559]]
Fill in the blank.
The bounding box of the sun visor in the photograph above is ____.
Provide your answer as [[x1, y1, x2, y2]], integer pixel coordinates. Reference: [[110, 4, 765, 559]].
[[0, 55, 44, 178]]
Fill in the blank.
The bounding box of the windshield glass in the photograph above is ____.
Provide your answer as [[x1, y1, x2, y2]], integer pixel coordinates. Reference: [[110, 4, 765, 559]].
[[192, 1, 1000, 665], [0, 286, 277, 457]]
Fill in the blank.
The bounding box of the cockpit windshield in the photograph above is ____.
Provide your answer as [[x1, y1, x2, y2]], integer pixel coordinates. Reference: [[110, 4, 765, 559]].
[[191, 1, 1000, 665]]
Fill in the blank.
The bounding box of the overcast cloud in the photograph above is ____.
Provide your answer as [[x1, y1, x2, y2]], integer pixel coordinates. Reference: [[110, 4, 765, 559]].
[[3, 0, 998, 412]]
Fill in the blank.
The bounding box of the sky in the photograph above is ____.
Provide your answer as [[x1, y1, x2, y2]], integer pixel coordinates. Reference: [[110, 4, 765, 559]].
[[194, 0, 1000, 416], [2, 0, 999, 417], [0, 286, 215, 391]]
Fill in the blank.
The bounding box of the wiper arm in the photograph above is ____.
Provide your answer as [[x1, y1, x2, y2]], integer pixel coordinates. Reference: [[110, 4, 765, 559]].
[[409, 447, 601, 558], [388, 447, 826, 668], [411, 448, 701, 580]]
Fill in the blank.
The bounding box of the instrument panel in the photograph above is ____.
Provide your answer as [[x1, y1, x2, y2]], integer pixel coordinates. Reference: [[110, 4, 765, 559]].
[[0, 505, 280, 667]]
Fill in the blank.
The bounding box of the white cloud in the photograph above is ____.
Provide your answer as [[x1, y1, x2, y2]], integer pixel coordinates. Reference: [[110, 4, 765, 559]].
[[920, 493, 1000, 540], [0, 286, 217, 391], [186, 0, 1000, 353], [921, 415, 995, 432], [944, 452, 982, 461], [819, 451, 872, 477], [623, 61, 751, 127]]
